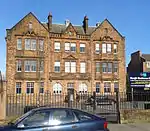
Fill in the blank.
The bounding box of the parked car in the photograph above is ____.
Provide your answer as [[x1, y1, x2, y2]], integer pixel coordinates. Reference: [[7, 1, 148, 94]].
[[85, 95, 116, 106], [0, 107, 109, 131]]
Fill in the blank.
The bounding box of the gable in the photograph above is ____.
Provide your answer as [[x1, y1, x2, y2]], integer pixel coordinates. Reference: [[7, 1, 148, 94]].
[[91, 19, 124, 41], [63, 54, 77, 60], [10, 12, 48, 36], [62, 23, 77, 38]]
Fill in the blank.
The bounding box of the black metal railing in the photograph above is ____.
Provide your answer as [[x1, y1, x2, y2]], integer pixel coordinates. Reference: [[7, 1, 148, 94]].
[[6, 91, 150, 123]]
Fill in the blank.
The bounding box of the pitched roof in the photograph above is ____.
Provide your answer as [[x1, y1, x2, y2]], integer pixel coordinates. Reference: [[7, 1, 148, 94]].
[[10, 12, 48, 31], [141, 54, 150, 61], [8, 12, 123, 37], [42, 23, 95, 35]]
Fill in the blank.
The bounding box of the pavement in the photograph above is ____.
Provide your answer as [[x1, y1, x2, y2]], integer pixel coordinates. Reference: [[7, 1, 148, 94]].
[[108, 123, 150, 131]]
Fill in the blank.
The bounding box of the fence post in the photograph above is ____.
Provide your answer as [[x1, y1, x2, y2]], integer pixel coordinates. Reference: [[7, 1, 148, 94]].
[[93, 91, 96, 113], [116, 90, 121, 124], [68, 91, 71, 108]]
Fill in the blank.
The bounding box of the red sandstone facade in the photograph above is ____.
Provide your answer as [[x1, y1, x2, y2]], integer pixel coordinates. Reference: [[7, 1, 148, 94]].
[[6, 12, 126, 94]]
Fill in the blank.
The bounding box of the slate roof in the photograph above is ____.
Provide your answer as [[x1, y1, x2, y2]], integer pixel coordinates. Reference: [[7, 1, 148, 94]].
[[142, 54, 150, 61], [42, 23, 96, 35]]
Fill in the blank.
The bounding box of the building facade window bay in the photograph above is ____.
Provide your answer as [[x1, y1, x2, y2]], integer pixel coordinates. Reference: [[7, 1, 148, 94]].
[[114, 62, 118, 73], [39, 82, 44, 93], [67, 83, 74, 89], [80, 62, 86, 73], [108, 63, 112, 73], [54, 42, 60, 52], [96, 82, 100, 93], [25, 60, 36, 72], [104, 82, 111, 93], [16, 82, 21, 94], [79, 83, 88, 93], [102, 63, 107, 73], [53, 83, 62, 94], [96, 62, 100, 72], [26, 82, 34, 94], [25, 39, 36, 50], [65, 61, 76, 73], [16, 60, 22, 72], [114, 82, 119, 92], [54, 61, 60, 72], [39, 39, 44, 51], [70, 43, 76, 52], [80, 43, 85, 53], [17, 38, 22, 50], [95, 43, 100, 54], [114, 44, 117, 54]]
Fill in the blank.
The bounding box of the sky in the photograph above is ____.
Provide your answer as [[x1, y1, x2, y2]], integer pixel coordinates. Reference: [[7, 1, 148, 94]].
[[0, 0, 150, 73]]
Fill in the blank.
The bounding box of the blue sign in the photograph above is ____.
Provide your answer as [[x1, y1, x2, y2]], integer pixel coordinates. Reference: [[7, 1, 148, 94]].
[[129, 72, 150, 90]]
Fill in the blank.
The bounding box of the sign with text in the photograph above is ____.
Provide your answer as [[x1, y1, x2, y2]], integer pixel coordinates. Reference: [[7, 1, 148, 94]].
[[129, 72, 150, 90]]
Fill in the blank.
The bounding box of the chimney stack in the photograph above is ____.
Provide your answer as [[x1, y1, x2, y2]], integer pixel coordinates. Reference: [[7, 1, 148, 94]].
[[83, 15, 88, 34], [65, 19, 70, 27], [48, 12, 52, 31]]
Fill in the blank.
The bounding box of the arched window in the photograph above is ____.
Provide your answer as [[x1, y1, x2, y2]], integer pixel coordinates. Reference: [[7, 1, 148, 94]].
[[79, 83, 88, 93], [53, 83, 62, 94]]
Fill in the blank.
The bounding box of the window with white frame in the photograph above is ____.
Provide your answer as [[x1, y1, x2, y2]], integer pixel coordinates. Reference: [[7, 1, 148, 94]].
[[104, 82, 111, 93], [16, 82, 21, 94], [95, 43, 100, 54], [70, 43, 76, 52], [25, 39, 30, 50], [54, 42, 60, 52], [31, 39, 36, 50], [17, 38, 22, 50], [65, 62, 70, 73], [25, 60, 36, 72], [96, 82, 100, 93], [114, 82, 119, 92], [102, 43, 106, 53], [25, 39, 37, 50], [26, 82, 34, 94], [39, 61, 44, 72], [39, 82, 44, 93], [80, 62, 86, 73], [53, 83, 62, 94], [80, 43, 85, 53], [96, 62, 100, 73], [16, 60, 22, 72], [54, 61, 60, 72], [114, 44, 117, 53], [65, 43, 70, 51], [108, 63, 112, 73], [67, 83, 74, 89], [102, 63, 107, 73], [79, 83, 88, 93], [107, 44, 111, 53], [71, 62, 76, 73], [114, 62, 118, 73], [39, 40, 44, 51], [65, 61, 76, 73]]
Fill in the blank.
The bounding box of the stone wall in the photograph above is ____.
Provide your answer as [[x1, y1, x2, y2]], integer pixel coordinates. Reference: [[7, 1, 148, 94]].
[[121, 109, 150, 123]]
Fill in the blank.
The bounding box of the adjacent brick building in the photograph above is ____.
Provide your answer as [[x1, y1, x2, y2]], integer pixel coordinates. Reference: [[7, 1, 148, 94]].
[[127, 50, 150, 73], [6, 12, 126, 94]]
